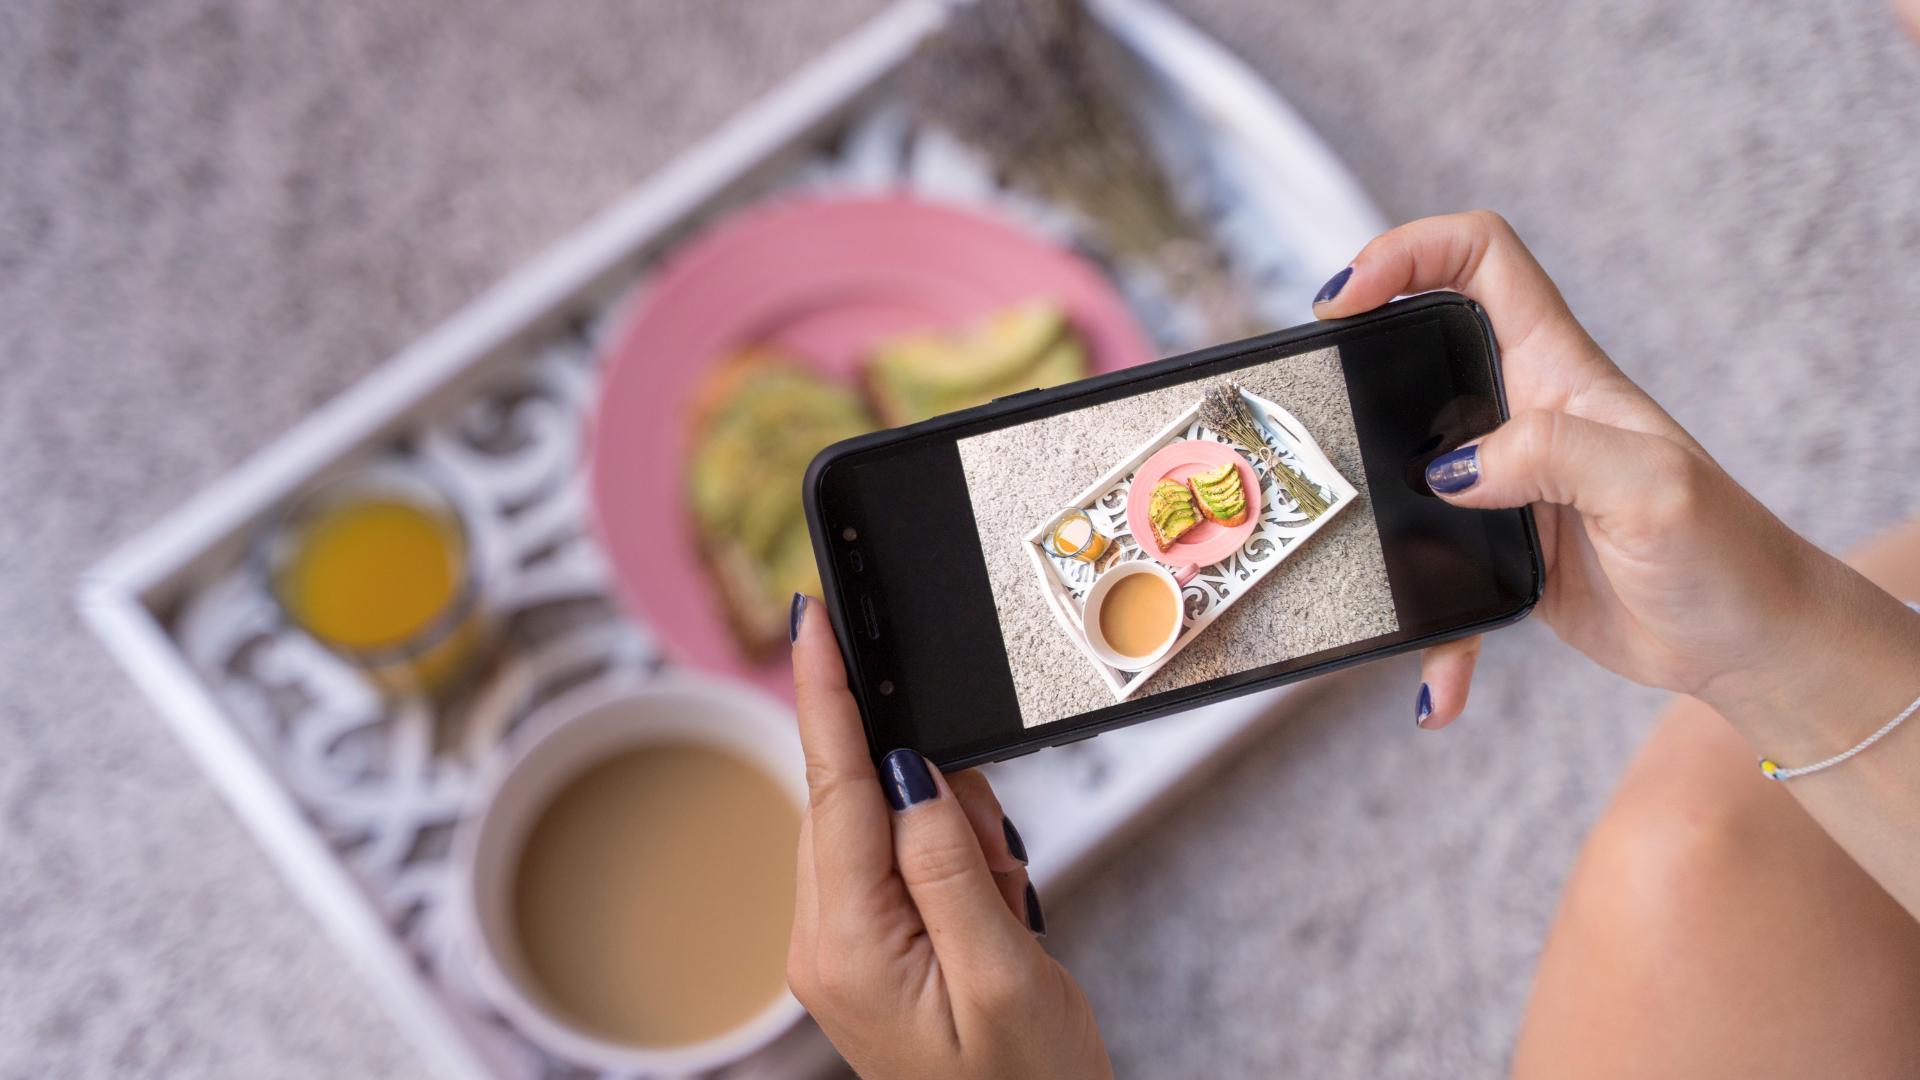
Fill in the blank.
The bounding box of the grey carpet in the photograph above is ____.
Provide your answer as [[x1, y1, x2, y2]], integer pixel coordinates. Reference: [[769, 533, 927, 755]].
[[4, 1, 1918, 1077]]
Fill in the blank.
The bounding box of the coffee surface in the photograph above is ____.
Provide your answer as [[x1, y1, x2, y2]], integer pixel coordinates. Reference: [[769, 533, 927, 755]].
[[511, 743, 799, 1047], [1099, 572, 1177, 658]]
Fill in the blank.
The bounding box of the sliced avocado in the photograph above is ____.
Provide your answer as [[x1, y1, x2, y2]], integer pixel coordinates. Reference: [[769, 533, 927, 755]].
[[699, 378, 868, 459], [1191, 463, 1245, 514], [1192, 464, 1239, 495], [1196, 494, 1243, 520], [870, 300, 1067, 394], [736, 471, 805, 555], [1149, 480, 1193, 516], [1149, 477, 1201, 543], [689, 370, 870, 533], [1193, 477, 1238, 502], [689, 413, 860, 531], [980, 336, 1085, 398], [762, 519, 823, 602], [732, 419, 866, 553], [1155, 509, 1200, 544], [932, 337, 1087, 420], [1197, 490, 1242, 514]]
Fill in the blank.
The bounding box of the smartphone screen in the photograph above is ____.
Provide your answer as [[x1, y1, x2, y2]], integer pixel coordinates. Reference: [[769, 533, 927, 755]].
[[809, 295, 1541, 768]]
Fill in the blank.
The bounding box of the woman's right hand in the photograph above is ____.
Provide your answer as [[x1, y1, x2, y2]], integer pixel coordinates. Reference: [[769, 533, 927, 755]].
[[786, 596, 1112, 1080], [1311, 211, 1910, 733]]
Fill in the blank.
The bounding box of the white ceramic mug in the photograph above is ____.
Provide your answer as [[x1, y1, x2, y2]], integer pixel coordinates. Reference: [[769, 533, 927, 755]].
[[451, 675, 808, 1074], [1082, 560, 1188, 671]]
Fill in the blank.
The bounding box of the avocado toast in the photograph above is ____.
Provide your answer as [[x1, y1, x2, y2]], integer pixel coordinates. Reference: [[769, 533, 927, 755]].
[[1188, 460, 1249, 527], [1147, 479, 1201, 548], [687, 348, 875, 659]]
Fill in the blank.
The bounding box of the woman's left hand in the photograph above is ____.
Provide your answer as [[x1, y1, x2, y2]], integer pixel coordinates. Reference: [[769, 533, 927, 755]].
[[786, 595, 1113, 1080]]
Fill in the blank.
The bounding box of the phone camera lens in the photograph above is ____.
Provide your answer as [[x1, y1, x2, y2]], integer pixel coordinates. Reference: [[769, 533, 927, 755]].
[[841, 526, 859, 542], [877, 680, 895, 697]]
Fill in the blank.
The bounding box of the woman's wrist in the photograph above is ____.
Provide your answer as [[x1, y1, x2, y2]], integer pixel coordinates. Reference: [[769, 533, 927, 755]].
[[1696, 548, 1920, 765]]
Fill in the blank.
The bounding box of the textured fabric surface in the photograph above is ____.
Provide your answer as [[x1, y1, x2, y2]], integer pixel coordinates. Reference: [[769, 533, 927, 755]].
[[5, 1, 1920, 1077], [955, 348, 1395, 726]]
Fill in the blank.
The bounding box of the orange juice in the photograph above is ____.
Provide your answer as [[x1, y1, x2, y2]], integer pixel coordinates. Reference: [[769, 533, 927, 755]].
[[271, 482, 481, 691], [1046, 509, 1111, 564], [284, 499, 461, 650]]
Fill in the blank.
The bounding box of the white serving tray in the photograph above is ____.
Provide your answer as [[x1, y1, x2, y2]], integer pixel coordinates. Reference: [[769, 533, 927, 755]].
[[75, 2, 1388, 1078], [1025, 390, 1356, 700]]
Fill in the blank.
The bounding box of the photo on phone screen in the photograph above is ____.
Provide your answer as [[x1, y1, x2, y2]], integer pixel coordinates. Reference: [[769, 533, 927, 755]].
[[955, 345, 1396, 728], [809, 296, 1541, 768]]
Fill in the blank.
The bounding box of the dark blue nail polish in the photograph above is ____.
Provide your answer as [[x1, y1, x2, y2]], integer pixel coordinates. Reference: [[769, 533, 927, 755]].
[[1002, 816, 1029, 864], [789, 593, 807, 644], [1313, 266, 1353, 305], [881, 749, 938, 811], [1024, 881, 1047, 937], [1425, 445, 1481, 494], [1416, 683, 1434, 728]]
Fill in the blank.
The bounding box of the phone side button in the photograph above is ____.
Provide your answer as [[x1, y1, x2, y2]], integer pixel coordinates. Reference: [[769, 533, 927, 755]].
[[989, 386, 1045, 405], [1051, 729, 1099, 748]]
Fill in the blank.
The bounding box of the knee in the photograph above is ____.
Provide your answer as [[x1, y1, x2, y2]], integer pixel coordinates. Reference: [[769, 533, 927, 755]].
[[1565, 775, 1767, 947]]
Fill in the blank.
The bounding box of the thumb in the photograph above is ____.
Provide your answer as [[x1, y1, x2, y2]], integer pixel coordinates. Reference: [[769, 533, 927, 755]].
[[878, 750, 1043, 988], [1425, 409, 1687, 525]]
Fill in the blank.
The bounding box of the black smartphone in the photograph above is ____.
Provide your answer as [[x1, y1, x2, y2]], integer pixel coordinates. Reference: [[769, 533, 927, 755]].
[[803, 292, 1542, 770]]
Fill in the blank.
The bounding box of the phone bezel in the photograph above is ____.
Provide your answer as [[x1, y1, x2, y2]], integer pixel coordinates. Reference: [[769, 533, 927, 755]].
[[803, 292, 1544, 769]]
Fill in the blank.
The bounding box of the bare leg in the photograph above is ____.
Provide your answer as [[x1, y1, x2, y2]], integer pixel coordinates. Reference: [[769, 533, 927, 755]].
[[1512, 523, 1920, 1079]]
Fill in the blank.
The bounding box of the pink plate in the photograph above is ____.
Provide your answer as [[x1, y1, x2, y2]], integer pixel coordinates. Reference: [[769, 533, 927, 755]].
[[1125, 439, 1262, 577], [588, 194, 1155, 698]]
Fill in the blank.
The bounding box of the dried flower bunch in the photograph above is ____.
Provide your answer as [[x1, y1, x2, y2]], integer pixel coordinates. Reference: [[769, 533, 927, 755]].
[[1199, 382, 1329, 519], [902, 0, 1252, 338]]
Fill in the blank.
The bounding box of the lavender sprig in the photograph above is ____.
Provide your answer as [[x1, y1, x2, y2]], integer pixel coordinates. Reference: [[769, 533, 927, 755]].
[[1199, 383, 1328, 519], [901, 0, 1254, 339]]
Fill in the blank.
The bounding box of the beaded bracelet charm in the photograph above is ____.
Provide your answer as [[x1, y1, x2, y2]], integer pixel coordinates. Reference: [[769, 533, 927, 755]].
[[1758, 600, 1920, 782]]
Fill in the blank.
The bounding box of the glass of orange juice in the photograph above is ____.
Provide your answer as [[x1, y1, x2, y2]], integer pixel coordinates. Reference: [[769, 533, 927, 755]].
[[1044, 507, 1111, 564], [262, 466, 486, 694]]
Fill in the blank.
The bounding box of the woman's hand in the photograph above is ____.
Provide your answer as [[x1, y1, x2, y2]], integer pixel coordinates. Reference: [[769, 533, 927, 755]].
[[1312, 211, 1889, 731], [1313, 212, 1920, 915], [785, 595, 1112, 1080]]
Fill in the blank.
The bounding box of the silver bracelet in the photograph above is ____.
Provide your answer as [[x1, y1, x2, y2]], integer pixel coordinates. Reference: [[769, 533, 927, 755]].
[[1758, 600, 1920, 782]]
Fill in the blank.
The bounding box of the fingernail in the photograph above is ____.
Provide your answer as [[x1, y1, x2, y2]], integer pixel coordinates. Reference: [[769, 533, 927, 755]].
[[1024, 881, 1047, 937], [1313, 266, 1353, 306], [1002, 816, 1029, 864], [880, 748, 938, 811], [789, 593, 807, 644], [1415, 682, 1434, 728], [1425, 445, 1481, 494]]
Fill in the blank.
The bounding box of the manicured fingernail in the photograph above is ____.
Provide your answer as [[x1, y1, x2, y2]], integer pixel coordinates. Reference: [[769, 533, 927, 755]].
[[1313, 266, 1353, 306], [1024, 881, 1047, 937], [1425, 445, 1481, 494], [1002, 816, 1029, 864], [1415, 683, 1434, 728], [789, 593, 807, 644], [880, 749, 938, 811]]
